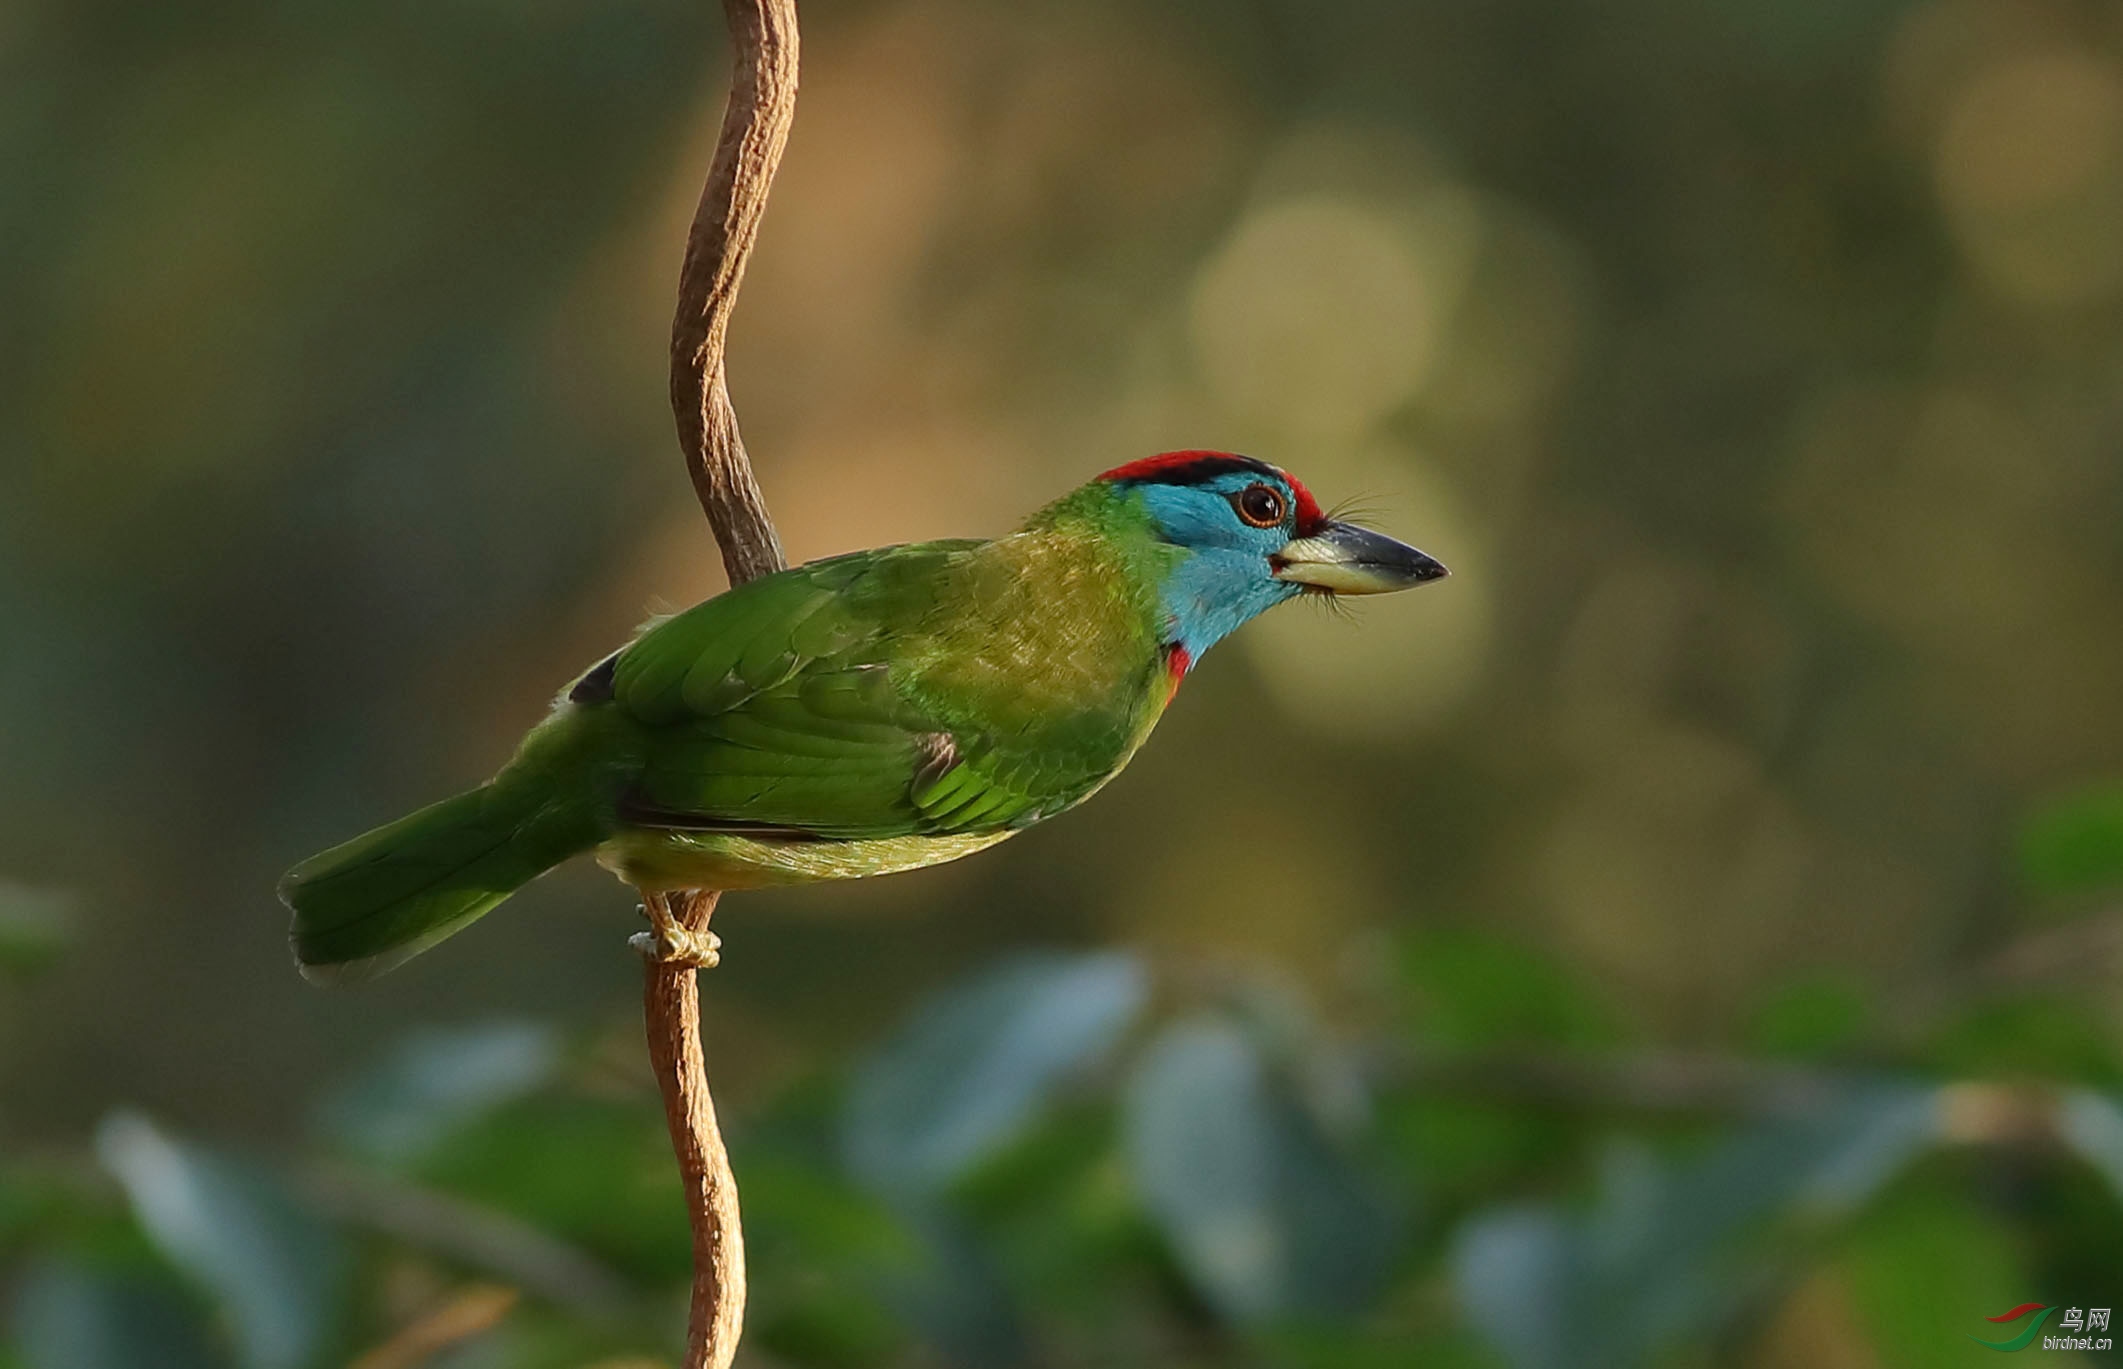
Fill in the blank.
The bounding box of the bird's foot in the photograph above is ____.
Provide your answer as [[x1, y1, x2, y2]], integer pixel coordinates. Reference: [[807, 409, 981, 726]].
[[631, 895, 722, 969], [629, 923, 722, 969]]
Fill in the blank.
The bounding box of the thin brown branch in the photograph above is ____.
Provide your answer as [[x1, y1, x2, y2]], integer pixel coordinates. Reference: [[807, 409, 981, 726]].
[[348, 1285, 518, 1369], [670, 0, 797, 586], [645, 891, 746, 1369], [646, 2, 798, 1366]]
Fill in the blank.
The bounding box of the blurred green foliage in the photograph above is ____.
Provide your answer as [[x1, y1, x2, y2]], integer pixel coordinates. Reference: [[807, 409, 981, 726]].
[[6, 0, 2123, 1362], [10, 941, 2123, 1366], [2022, 783, 2123, 901]]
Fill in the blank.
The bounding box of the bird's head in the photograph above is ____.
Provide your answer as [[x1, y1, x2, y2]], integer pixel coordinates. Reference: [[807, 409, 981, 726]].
[[1089, 450, 1447, 665]]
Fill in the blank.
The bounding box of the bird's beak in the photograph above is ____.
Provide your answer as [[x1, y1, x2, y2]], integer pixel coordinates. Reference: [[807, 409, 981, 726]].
[[1271, 520, 1448, 595]]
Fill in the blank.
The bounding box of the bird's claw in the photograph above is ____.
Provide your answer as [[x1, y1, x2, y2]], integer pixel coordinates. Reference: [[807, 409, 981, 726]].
[[628, 895, 721, 972], [629, 924, 722, 969]]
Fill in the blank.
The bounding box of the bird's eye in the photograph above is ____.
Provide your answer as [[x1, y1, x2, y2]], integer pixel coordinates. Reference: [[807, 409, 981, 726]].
[[1234, 484, 1286, 528]]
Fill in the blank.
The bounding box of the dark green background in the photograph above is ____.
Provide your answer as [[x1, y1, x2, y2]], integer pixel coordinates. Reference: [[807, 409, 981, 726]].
[[5, 0, 2122, 1364]]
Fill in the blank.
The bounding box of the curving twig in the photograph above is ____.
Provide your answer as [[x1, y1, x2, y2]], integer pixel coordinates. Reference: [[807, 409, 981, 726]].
[[644, 890, 747, 1368], [642, 2, 798, 1365], [670, 0, 796, 587]]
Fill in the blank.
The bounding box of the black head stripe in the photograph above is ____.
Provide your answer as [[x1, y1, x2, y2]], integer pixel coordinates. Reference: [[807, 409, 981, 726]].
[[1104, 452, 1282, 488]]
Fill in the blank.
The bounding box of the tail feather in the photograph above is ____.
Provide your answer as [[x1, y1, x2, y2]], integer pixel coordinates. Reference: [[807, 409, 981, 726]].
[[280, 779, 600, 983]]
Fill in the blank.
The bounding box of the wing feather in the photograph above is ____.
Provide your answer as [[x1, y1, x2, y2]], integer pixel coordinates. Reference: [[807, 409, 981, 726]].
[[597, 535, 1156, 842]]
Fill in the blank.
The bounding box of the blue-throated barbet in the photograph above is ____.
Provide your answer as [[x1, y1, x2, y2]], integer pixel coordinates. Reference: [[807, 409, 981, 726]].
[[280, 452, 1446, 980]]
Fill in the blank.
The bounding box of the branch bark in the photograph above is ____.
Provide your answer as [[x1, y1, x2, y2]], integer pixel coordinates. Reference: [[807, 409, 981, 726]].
[[645, 891, 747, 1368], [644, 2, 798, 1365], [670, 0, 796, 587]]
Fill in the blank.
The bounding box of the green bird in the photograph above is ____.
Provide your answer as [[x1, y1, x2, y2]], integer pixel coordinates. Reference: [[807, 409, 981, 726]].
[[280, 451, 1446, 981]]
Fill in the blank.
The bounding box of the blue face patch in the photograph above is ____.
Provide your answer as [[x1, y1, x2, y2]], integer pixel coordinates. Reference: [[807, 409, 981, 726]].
[[1129, 473, 1306, 663]]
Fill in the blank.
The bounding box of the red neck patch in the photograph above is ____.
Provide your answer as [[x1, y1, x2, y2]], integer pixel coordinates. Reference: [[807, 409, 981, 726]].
[[1098, 450, 1326, 536], [1164, 642, 1193, 702]]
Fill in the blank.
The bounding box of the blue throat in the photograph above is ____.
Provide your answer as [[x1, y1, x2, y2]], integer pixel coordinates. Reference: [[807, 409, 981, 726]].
[[1160, 549, 1301, 663], [1127, 482, 1305, 665]]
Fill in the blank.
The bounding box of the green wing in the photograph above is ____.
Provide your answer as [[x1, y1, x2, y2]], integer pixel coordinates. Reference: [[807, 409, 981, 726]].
[[597, 541, 1143, 841]]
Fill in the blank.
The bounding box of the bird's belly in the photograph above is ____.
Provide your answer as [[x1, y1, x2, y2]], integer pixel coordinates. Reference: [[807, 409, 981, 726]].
[[594, 828, 1016, 893]]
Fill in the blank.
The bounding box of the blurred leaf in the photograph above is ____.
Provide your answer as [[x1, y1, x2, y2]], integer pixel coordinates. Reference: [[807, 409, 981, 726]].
[[750, 1151, 1023, 1369], [93, 1113, 342, 1369], [1452, 1084, 1940, 1369], [1926, 997, 2123, 1085], [1124, 1016, 1402, 1326], [751, 1291, 905, 1369], [956, 1104, 1163, 1318], [1217, 973, 1374, 1139], [842, 950, 1148, 1194], [742, 1156, 919, 1368], [416, 1097, 688, 1281], [743, 1154, 922, 1271], [876, 1210, 1026, 1369], [8, 1258, 226, 1369], [2020, 781, 2123, 897], [314, 1020, 558, 1162], [954, 1102, 1116, 1217], [1838, 1188, 2027, 1369], [1401, 933, 1622, 1052], [0, 883, 73, 979], [298, 1164, 629, 1319], [1453, 1208, 1579, 1369], [1381, 1096, 1576, 1207], [1746, 976, 1870, 1060], [2056, 1090, 2123, 1205]]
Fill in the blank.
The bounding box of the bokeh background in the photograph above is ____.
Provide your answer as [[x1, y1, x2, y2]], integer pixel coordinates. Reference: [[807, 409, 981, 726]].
[[6, 0, 2123, 1364]]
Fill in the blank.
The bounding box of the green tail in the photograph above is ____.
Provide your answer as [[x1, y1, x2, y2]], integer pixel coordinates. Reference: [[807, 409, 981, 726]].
[[280, 776, 604, 983]]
